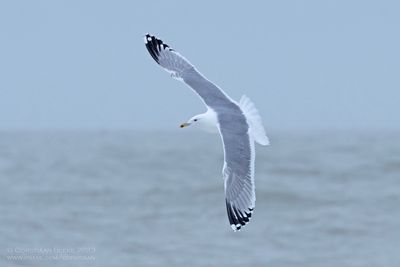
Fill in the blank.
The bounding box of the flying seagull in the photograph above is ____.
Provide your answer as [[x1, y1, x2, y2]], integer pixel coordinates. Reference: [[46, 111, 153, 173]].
[[144, 34, 269, 231]]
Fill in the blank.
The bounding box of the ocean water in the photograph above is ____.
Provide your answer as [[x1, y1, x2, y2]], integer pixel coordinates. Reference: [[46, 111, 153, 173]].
[[0, 131, 399, 267]]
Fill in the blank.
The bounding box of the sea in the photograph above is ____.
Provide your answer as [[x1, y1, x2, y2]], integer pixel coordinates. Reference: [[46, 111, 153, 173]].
[[0, 130, 399, 267]]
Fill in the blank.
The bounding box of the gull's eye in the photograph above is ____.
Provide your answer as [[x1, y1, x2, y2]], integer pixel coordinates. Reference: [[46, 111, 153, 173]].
[[194, 119, 198, 122]]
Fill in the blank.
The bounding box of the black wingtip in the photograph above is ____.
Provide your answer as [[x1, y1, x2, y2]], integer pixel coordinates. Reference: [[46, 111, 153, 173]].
[[144, 34, 160, 63], [226, 201, 254, 232], [143, 34, 173, 64]]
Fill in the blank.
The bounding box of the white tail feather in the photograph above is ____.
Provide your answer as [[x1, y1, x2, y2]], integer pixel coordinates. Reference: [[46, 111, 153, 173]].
[[239, 95, 270, 146]]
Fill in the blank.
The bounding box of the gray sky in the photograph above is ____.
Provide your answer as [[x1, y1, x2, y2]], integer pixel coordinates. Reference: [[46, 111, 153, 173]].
[[1, 0, 399, 131]]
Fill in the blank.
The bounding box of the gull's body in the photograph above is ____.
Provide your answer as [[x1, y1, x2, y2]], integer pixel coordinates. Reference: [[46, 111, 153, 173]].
[[144, 34, 269, 231]]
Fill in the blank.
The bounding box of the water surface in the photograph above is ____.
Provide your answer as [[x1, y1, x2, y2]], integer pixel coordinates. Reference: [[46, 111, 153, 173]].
[[0, 131, 399, 266]]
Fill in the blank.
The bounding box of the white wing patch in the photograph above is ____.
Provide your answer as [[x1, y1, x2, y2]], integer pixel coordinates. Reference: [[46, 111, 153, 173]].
[[239, 95, 270, 146]]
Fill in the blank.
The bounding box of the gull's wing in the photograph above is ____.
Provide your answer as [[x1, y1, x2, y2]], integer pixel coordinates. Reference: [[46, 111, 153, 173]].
[[144, 34, 235, 109], [219, 112, 256, 231]]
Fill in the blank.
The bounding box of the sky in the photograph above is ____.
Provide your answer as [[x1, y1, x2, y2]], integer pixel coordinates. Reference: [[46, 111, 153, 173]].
[[0, 0, 399, 131]]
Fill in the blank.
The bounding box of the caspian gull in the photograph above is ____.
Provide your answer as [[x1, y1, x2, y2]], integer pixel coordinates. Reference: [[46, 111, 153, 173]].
[[144, 34, 269, 231]]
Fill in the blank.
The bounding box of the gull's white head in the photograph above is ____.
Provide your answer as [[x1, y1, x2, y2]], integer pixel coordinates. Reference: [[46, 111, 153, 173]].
[[180, 114, 205, 128], [180, 110, 218, 133]]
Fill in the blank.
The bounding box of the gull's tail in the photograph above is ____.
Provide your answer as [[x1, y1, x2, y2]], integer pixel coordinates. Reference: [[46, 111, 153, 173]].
[[239, 95, 270, 146]]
